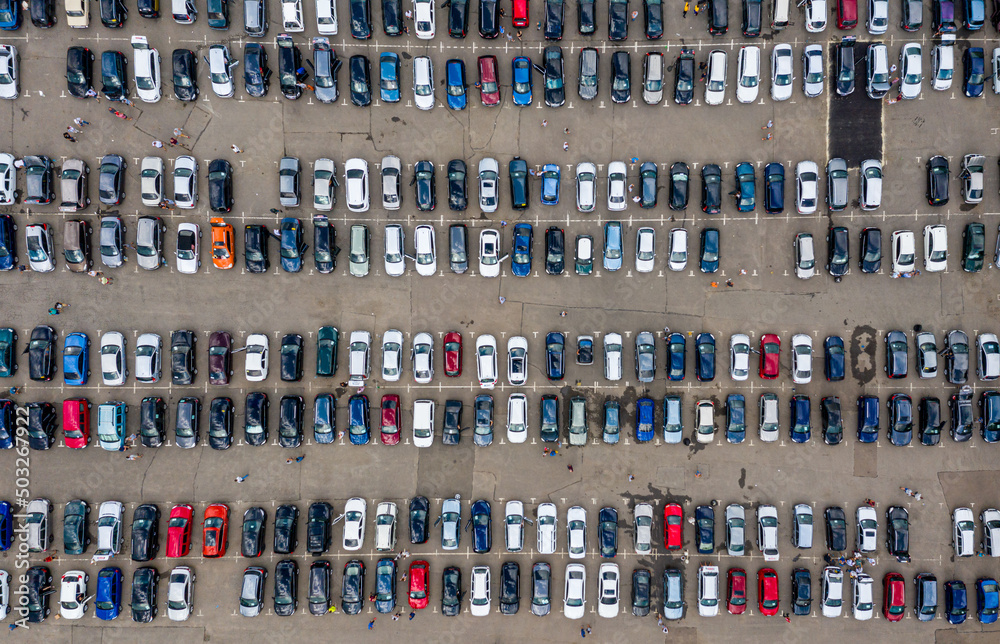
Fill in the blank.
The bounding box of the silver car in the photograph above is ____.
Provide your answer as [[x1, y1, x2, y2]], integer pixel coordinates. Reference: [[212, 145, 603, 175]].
[[440, 498, 461, 550], [59, 159, 90, 212], [381, 155, 401, 210], [140, 156, 164, 207], [349, 224, 369, 277], [312, 158, 336, 211], [915, 331, 938, 378], [278, 157, 300, 207], [642, 52, 663, 104], [826, 158, 848, 211], [173, 156, 199, 209], [0, 152, 17, 204], [478, 158, 499, 213], [135, 216, 165, 270], [802, 45, 824, 97], [576, 162, 597, 212], [725, 503, 745, 556]]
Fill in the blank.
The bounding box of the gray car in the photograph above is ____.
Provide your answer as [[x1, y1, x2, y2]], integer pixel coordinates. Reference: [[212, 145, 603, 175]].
[[278, 157, 300, 207], [136, 216, 165, 270], [662, 568, 684, 620], [99, 216, 125, 268], [824, 158, 848, 212], [349, 224, 369, 277], [312, 38, 339, 104], [440, 498, 461, 550], [244, 0, 269, 37], [635, 331, 655, 383], [58, 159, 90, 212], [578, 48, 598, 100]]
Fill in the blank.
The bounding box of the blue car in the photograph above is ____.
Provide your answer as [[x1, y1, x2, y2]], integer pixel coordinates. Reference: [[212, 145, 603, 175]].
[[945, 580, 967, 624], [541, 164, 560, 205], [667, 333, 686, 381], [963, 0, 985, 29], [726, 394, 745, 443], [888, 393, 913, 446], [0, 500, 13, 549], [599, 507, 618, 557], [348, 394, 370, 445], [635, 397, 654, 442], [964, 47, 985, 97], [824, 335, 845, 381], [763, 162, 784, 213], [471, 500, 491, 553], [62, 332, 89, 386], [734, 162, 755, 212], [511, 56, 533, 105], [603, 221, 623, 271], [695, 505, 714, 554], [279, 217, 306, 273], [545, 332, 565, 381], [700, 227, 720, 273], [375, 558, 397, 613], [790, 395, 811, 443], [0, 0, 20, 30], [446, 59, 467, 110], [379, 52, 400, 102], [695, 333, 715, 382], [0, 400, 13, 450], [857, 395, 879, 442], [0, 214, 16, 271], [511, 223, 532, 277], [603, 400, 620, 444], [313, 393, 335, 444], [977, 578, 999, 623], [95, 567, 123, 620]]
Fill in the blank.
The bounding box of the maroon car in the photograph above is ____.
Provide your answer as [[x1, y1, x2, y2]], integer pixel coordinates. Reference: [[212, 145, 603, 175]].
[[478, 55, 500, 106], [209, 331, 233, 385], [380, 394, 400, 445]]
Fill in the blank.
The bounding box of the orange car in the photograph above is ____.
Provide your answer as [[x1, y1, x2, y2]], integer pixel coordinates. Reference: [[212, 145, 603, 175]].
[[210, 218, 234, 269], [202, 503, 229, 558]]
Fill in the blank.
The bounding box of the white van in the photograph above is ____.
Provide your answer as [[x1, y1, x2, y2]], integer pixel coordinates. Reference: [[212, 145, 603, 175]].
[[931, 34, 955, 90], [771, 0, 790, 29], [413, 399, 434, 448]]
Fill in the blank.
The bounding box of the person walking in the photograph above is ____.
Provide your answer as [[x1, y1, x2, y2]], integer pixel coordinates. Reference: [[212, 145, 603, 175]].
[[67, 126, 81, 134], [562, 142, 569, 151], [231, 144, 242, 153], [63, 132, 77, 143], [173, 128, 189, 138], [151, 140, 164, 148], [683, 0, 689, 16], [235, 474, 250, 483]]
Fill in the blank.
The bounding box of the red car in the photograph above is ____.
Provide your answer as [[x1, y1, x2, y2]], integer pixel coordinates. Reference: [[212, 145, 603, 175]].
[[202, 503, 229, 558], [408, 560, 430, 609], [444, 332, 462, 377], [663, 503, 683, 550], [512, 0, 528, 27], [380, 394, 400, 445], [167, 503, 194, 558], [836, 0, 858, 29], [727, 568, 747, 614], [759, 334, 780, 379], [882, 572, 905, 622], [758, 568, 779, 616], [208, 331, 233, 385], [62, 398, 91, 448], [478, 55, 500, 106]]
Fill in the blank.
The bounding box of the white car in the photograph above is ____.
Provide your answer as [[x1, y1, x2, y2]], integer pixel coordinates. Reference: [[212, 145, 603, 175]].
[[923, 224, 947, 272], [25, 498, 50, 552], [25, 223, 55, 272], [101, 332, 128, 386], [244, 334, 269, 382], [735, 46, 760, 103], [0, 152, 16, 204], [413, 56, 434, 110], [642, 51, 663, 104], [791, 334, 813, 384], [866, 43, 891, 98], [383, 224, 405, 276], [140, 156, 164, 207], [207, 44, 238, 98], [891, 230, 916, 275], [563, 564, 586, 619], [993, 47, 1000, 94], [633, 504, 653, 554], [470, 566, 491, 617], [59, 570, 89, 620], [537, 503, 558, 554], [313, 158, 336, 211], [342, 497, 366, 551], [805, 0, 827, 31], [476, 334, 498, 388], [576, 162, 597, 212], [667, 228, 687, 271], [696, 400, 715, 444], [505, 501, 525, 552], [0, 570, 9, 620], [381, 329, 404, 382], [795, 161, 819, 214], [348, 331, 371, 386], [175, 222, 200, 273], [856, 506, 878, 553], [793, 503, 814, 548], [729, 334, 750, 381], [506, 393, 528, 443], [859, 159, 883, 210], [597, 563, 620, 618], [635, 227, 655, 272], [94, 501, 123, 561], [899, 43, 922, 99], [413, 0, 435, 38], [414, 224, 437, 276], [374, 502, 398, 551], [281, 0, 304, 30], [795, 232, 815, 279], [771, 44, 794, 101], [852, 573, 874, 620], [315, 0, 338, 34], [757, 504, 779, 561], [932, 35, 955, 90], [603, 333, 623, 381], [980, 508, 1000, 556], [507, 336, 528, 385], [705, 49, 727, 105], [567, 506, 587, 559], [478, 158, 499, 212], [607, 161, 627, 211], [131, 36, 161, 103], [478, 228, 501, 277], [0, 45, 18, 100], [412, 399, 434, 448], [802, 44, 824, 97], [411, 332, 434, 383], [725, 503, 745, 556], [134, 333, 162, 383], [759, 393, 779, 442], [821, 566, 844, 618], [867, 0, 888, 33], [344, 158, 369, 212], [381, 155, 400, 209], [978, 333, 1000, 380], [962, 154, 985, 204], [173, 155, 199, 209], [953, 507, 976, 556], [697, 565, 720, 617], [166, 566, 194, 621]]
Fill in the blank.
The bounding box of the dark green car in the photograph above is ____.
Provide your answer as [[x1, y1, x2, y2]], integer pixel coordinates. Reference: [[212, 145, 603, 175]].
[[0, 327, 16, 377], [63, 500, 90, 555], [962, 222, 985, 272], [316, 326, 339, 377]]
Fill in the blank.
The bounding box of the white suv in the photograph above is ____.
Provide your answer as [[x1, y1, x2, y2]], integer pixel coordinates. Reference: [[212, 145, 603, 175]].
[[505, 501, 525, 552], [603, 333, 623, 381], [537, 503, 557, 554], [953, 507, 976, 556], [414, 224, 437, 276], [476, 335, 498, 388], [131, 36, 162, 103], [852, 573, 874, 620], [981, 508, 1000, 556], [757, 504, 779, 561], [506, 393, 528, 443], [821, 566, 843, 618], [348, 331, 371, 387], [697, 565, 720, 617], [470, 566, 491, 617]]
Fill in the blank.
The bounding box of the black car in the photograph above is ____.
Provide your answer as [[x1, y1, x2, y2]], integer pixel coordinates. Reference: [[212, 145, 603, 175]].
[[500, 561, 520, 615], [313, 215, 334, 273], [207, 0, 228, 28], [414, 160, 436, 211], [644, 0, 663, 38], [962, 222, 986, 273], [349, 0, 372, 38], [860, 226, 881, 273], [544, 46, 565, 107], [824, 506, 847, 551], [382, 0, 402, 34], [174, 396, 200, 448], [509, 157, 529, 209], [540, 394, 560, 442], [208, 396, 234, 450], [101, 50, 129, 100], [639, 161, 657, 208], [442, 566, 462, 616], [695, 505, 714, 554], [342, 560, 365, 614], [66, 46, 95, 98], [99, 0, 126, 28], [599, 507, 618, 557], [207, 159, 233, 213], [280, 334, 303, 382], [742, 0, 761, 35], [171, 49, 198, 101], [919, 397, 943, 445], [763, 162, 784, 213], [306, 502, 332, 554], [980, 391, 1000, 443], [29, 0, 55, 27], [273, 559, 298, 616], [836, 38, 855, 96], [449, 0, 469, 36], [277, 35, 302, 100], [473, 394, 494, 446], [885, 506, 910, 562], [701, 164, 722, 214], [945, 330, 969, 384], [62, 500, 90, 556], [545, 226, 565, 275], [821, 396, 843, 445], [131, 503, 160, 561], [927, 155, 950, 206], [244, 391, 269, 446], [479, 0, 499, 37], [130, 567, 159, 623], [447, 160, 468, 211], [28, 325, 54, 382], [25, 566, 52, 623], [674, 50, 695, 104], [170, 330, 197, 385], [279, 395, 304, 448], [669, 162, 689, 210], [448, 224, 468, 274], [409, 496, 429, 544], [243, 42, 271, 97], [791, 568, 811, 615], [887, 393, 913, 446], [577, 47, 599, 100], [885, 331, 908, 380], [26, 402, 55, 450], [611, 51, 631, 103], [98, 154, 126, 206], [242, 507, 267, 557], [708, 0, 728, 33], [313, 393, 335, 443], [136, 0, 158, 17], [139, 396, 166, 447], [308, 561, 332, 615], [23, 155, 54, 205], [826, 226, 849, 280], [544, 0, 564, 39], [244, 224, 270, 273], [630, 568, 651, 616], [950, 387, 974, 442], [442, 399, 462, 445], [608, 0, 628, 39], [273, 504, 299, 554], [578, 0, 595, 32]]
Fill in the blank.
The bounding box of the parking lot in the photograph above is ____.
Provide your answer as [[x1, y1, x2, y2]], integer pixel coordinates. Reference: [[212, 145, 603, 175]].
[[2, 1, 1000, 642]]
